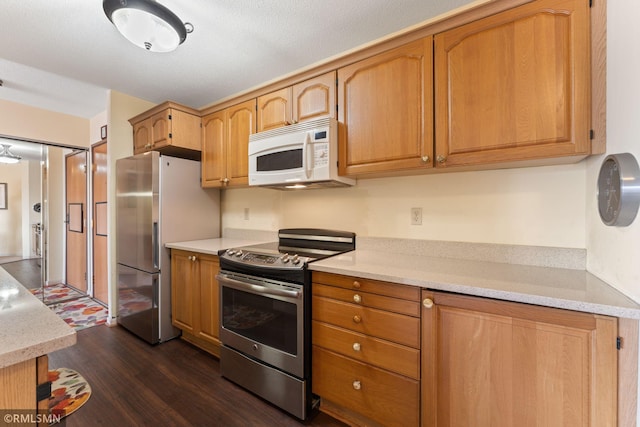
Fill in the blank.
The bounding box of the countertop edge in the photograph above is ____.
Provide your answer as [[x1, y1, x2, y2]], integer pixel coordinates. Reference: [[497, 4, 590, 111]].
[[0, 332, 77, 369], [309, 262, 640, 320]]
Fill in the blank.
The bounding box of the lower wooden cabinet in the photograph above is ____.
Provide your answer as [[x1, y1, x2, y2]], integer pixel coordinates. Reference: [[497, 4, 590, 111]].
[[421, 290, 618, 427], [312, 272, 421, 427], [170, 249, 221, 357]]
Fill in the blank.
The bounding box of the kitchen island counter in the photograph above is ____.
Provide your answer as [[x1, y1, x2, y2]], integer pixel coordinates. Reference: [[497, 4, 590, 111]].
[[0, 268, 76, 369]]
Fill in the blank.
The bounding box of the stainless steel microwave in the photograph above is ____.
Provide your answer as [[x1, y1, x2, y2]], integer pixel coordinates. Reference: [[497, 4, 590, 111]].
[[248, 117, 355, 190]]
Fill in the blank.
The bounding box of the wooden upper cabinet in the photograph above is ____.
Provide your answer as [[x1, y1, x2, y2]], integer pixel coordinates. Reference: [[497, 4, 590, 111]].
[[257, 87, 292, 132], [129, 102, 202, 159], [421, 290, 618, 427], [434, 0, 591, 168], [292, 71, 336, 123], [338, 37, 433, 177], [201, 99, 256, 188], [201, 110, 226, 187], [257, 72, 336, 132], [226, 100, 255, 186]]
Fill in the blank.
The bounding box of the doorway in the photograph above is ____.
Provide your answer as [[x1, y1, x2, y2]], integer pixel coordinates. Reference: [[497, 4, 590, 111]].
[[92, 140, 108, 304], [65, 150, 88, 293]]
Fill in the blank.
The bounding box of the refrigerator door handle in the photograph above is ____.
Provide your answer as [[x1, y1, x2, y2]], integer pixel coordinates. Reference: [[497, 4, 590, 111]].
[[152, 221, 159, 269]]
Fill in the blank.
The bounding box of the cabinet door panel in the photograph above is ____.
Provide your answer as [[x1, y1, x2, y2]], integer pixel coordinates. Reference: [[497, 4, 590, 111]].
[[257, 87, 292, 132], [150, 111, 170, 149], [338, 37, 433, 176], [133, 120, 151, 155], [201, 111, 226, 188], [293, 71, 336, 122], [226, 99, 256, 186], [171, 250, 197, 333], [198, 255, 220, 344], [434, 0, 590, 167], [421, 290, 617, 427]]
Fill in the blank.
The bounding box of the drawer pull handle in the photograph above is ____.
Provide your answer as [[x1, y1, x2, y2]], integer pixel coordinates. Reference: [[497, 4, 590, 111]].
[[353, 294, 361, 303], [352, 342, 361, 352], [353, 281, 361, 289], [423, 298, 434, 309], [352, 380, 361, 390], [352, 315, 361, 324]]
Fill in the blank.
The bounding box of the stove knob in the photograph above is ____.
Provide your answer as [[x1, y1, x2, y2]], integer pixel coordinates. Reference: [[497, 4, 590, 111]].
[[292, 258, 301, 265], [282, 255, 290, 263], [227, 249, 235, 256], [235, 250, 243, 257]]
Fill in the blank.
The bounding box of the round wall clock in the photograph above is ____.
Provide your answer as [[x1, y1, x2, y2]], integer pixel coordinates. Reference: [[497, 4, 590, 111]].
[[597, 153, 640, 226]]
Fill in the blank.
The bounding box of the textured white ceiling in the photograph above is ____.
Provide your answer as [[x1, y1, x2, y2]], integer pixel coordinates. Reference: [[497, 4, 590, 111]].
[[0, 0, 472, 118]]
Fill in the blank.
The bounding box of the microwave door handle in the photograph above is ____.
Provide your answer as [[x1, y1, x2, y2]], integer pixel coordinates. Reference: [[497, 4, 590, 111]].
[[303, 132, 312, 179]]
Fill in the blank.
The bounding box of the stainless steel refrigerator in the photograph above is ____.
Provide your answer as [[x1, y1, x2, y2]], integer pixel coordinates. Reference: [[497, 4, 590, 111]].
[[116, 151, 220, 344]]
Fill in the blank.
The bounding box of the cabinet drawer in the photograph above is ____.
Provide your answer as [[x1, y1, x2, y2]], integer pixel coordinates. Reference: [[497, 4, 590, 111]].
[[313, 283, 420, 317], [313, 296, 420, 348], [313, 347, 419, 427], [313, 321, 419, 379], [313, 271, 420, 301]]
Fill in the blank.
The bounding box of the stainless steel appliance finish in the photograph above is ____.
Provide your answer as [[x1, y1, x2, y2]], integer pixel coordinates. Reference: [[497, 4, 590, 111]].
[[218, 228, 355, 420], [116, 151, 220, 344]]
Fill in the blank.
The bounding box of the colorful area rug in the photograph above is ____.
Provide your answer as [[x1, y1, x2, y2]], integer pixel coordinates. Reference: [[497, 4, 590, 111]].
[[30, 283, 84, 304], [48, 368, 91, 419], [49, 297, 108, 331]]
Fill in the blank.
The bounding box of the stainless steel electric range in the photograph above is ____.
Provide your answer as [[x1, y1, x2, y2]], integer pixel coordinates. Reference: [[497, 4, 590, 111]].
[[216, 228, 356, 420]]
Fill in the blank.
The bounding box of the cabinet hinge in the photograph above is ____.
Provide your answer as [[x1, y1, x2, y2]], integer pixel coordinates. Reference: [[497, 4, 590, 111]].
[[168, 114, 172, 120], [617, 336, 622, 350], [169, 133, 173, 139], [590, 129, 594, 140], [36, 381, 52, 402]]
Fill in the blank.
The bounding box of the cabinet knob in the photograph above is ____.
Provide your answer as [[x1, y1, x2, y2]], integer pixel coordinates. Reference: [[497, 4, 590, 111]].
[[189, 255, 197, 262], [436, 155, 447, 164], [421, 155, 430, 163], [423, 298, 434, 309], [220, 178, 230, 184], [352, 380, 361, 390], [352, 281, 361, 289], [353, 294, 361, 303], [352, 342, 361, 352], [144, 143, 152, 149], [352, 315, 361, 324]]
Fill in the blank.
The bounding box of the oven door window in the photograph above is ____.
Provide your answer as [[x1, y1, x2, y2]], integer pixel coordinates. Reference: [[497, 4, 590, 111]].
[[256, 148, 303, 172], [222, 286, 298, 355]]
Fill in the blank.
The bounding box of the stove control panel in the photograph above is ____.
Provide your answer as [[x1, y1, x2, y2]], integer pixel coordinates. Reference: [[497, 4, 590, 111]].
[[222, 249, 309, 269]]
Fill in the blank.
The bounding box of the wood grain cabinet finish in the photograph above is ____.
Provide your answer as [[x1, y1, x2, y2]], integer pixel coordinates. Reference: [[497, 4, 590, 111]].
[[337, 37, 434, 177], [130, 102, 202, 158], [257, 71, 336, 132], [201, 99, 256, 188], [170, 249, 222, 357], [421, 290, 618, 427], [434, 0, 592, 168], [312, 272, 421, 427]]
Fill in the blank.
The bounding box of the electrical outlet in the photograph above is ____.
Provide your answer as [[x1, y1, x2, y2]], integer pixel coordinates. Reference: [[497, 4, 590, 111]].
[[244, 208, 250, 220], [411, 207, 422, 225]]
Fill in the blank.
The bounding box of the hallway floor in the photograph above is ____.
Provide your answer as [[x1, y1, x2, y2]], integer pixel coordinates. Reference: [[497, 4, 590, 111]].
[[0, 258, 42, 289]]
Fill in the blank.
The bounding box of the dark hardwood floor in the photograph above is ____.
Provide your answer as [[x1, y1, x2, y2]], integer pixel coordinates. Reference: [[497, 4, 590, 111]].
[[48, 325, 347, 426]]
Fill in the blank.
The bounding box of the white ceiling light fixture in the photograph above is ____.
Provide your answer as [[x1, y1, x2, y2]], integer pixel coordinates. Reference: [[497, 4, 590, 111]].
[[103, 0, 193, 53], [0, 144, 21, 164]]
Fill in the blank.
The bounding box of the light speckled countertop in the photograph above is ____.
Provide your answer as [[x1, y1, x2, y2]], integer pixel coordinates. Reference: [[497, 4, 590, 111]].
[[165, 237, 273, 255], [164, 232, 640, 320], [0, 268, 76, 369], [310, 249, 640, 319]]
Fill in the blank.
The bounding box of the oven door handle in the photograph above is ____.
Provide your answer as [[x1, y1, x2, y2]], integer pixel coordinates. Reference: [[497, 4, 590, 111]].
[[217, 274, 302, 299]]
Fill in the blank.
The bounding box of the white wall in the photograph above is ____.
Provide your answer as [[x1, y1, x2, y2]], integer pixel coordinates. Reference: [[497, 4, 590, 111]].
[[586, 0, 640, 302], [223, 163, 587, 249], [0, 163, 25, 256]]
